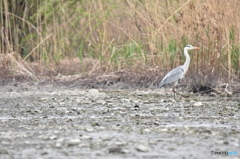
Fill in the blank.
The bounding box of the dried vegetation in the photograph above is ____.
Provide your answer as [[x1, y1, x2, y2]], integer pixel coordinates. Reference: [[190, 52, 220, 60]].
[[1, 0, 240, 94]]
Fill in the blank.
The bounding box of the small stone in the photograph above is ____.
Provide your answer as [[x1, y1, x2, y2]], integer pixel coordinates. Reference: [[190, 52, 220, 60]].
[[49, 135, 57, 140], [49, 105, 55, 108], [134, 104, 140, 109], [108, 147, 123, 154], [97, 100, 106, 105], [169, 98, 176, 102], [67, 139, 81, 146], [55, 142, 62, 148], [41, 152, 48, 155], [34, 110, 43, 113], [66, 118, 72, 122], [85, 127, 94, 132], [115, 141, 126, 146], [135, 144, 149, 152], [153, 122, 160, 125], [80, 135, 92, 140], [160, 99, 166, 102], [143, 128, 151, 133], [220, 120, 225, 124], [108, 147, 130, 154], [193, 102, 203, 107], [89, 89, 99, 95], [160, 128, 168, 132], [121, 149, 130, 154], [91, 123, 99, 127], [223, 141, 229, 145], [65, 111, 71, 114]]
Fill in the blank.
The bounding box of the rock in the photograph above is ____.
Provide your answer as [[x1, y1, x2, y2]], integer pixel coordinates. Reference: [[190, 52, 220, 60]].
[[85, 127, 94, 132], [88, 89, 99, 95], [41, 151, 48, 155], [115, 141, 126, 146], [67, 138, 81, 146], [49, 135, 57, 140], [55, 142, 62, 148], [108, 147, 130, 154], [135, 144, 149, 152], [223, 141, 229, 145], [91, 122, 100, 127], [142, 128, 151, 133], [193, 102, 203, 107], [66, 118, 72, 122], [159, 128, 169, 132], [133, 104, 140, 109], [121, 149, 131, 154], [80, 135, 92, 140], [97, 100, 106, 105], [169, 98, 176, 102], [160, 99, 165, 102], [108, 147, 123, 153]]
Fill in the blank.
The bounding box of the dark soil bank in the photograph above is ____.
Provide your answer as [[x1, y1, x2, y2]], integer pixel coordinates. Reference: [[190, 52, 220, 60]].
[[0, 84, 239, 159]]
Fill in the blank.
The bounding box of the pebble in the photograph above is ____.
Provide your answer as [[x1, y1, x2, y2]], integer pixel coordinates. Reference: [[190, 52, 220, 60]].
[[121, 149, 131, 154], [115, 141, 126, 146], [108, 147, 130, 154], [97, 100, 106, 105], [88, 89, 99, 95], [80, 135, 92, 140], [143, 128, 151, 133], [193, 102, 203, 107], [135, 144, 149, 152], [108, 147, 123, 154], [215, 140, 228, 144], [55, 142, 62, 148], [159, 128, 169, 132], [85, 127, 94, 132], [67, 138, 81, 146], [169, 98, 176, 102], [66, 118, 72, 122], [49, 135, 57, 140]]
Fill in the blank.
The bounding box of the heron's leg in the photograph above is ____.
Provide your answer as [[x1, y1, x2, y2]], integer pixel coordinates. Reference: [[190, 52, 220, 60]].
[[172, 81, 179, 99], [173, 87, 176, 99]]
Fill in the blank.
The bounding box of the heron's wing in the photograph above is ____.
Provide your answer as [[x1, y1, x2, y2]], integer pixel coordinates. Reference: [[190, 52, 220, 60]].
[[159, 66, 184, 88]]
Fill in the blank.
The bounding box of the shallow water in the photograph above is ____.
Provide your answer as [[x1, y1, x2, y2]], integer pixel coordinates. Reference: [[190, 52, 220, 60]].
[[0, 86, 239, 159]]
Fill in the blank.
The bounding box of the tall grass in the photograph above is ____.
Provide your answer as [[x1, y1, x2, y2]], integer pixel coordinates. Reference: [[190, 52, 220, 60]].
[[1, 0, 240, 87]]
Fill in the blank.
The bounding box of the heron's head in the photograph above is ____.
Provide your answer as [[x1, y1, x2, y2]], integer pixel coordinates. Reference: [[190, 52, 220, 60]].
[[184, 44, 200, 50]]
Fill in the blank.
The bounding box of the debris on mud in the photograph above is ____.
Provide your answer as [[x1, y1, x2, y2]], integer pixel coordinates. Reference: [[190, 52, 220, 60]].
[[0, 83, 240, 158]]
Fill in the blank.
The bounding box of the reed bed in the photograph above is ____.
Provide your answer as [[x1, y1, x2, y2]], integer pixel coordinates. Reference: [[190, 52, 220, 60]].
[[1, 0, 240, 91]]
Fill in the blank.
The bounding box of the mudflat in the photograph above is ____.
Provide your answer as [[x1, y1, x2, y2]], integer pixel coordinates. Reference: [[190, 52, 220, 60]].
[[0, 83, 239, 159]]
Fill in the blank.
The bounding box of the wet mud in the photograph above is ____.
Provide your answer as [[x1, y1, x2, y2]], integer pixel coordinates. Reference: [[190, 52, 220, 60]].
[[0, 84, 240, 159]]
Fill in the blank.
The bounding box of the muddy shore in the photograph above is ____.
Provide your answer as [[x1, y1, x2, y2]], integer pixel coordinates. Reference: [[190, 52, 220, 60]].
[[0, 82, 239, 159]]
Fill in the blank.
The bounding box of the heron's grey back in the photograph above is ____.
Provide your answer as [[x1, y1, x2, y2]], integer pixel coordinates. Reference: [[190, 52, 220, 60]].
[[158, 66, 184, 88]]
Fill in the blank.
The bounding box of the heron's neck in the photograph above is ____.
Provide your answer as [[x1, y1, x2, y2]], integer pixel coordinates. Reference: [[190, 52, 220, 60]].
[[183, 48, 190, 72]]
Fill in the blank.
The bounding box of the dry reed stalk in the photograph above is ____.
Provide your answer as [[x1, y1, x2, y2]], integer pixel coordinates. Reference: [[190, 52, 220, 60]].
[[6, 52, 38, 80]]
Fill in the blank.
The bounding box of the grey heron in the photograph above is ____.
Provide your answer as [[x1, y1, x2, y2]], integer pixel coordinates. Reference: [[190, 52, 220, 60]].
[[158, 44, 200, 98]]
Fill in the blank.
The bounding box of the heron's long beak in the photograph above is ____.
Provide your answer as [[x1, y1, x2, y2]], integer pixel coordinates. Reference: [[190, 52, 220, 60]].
[[193, 47, 200, 49]]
